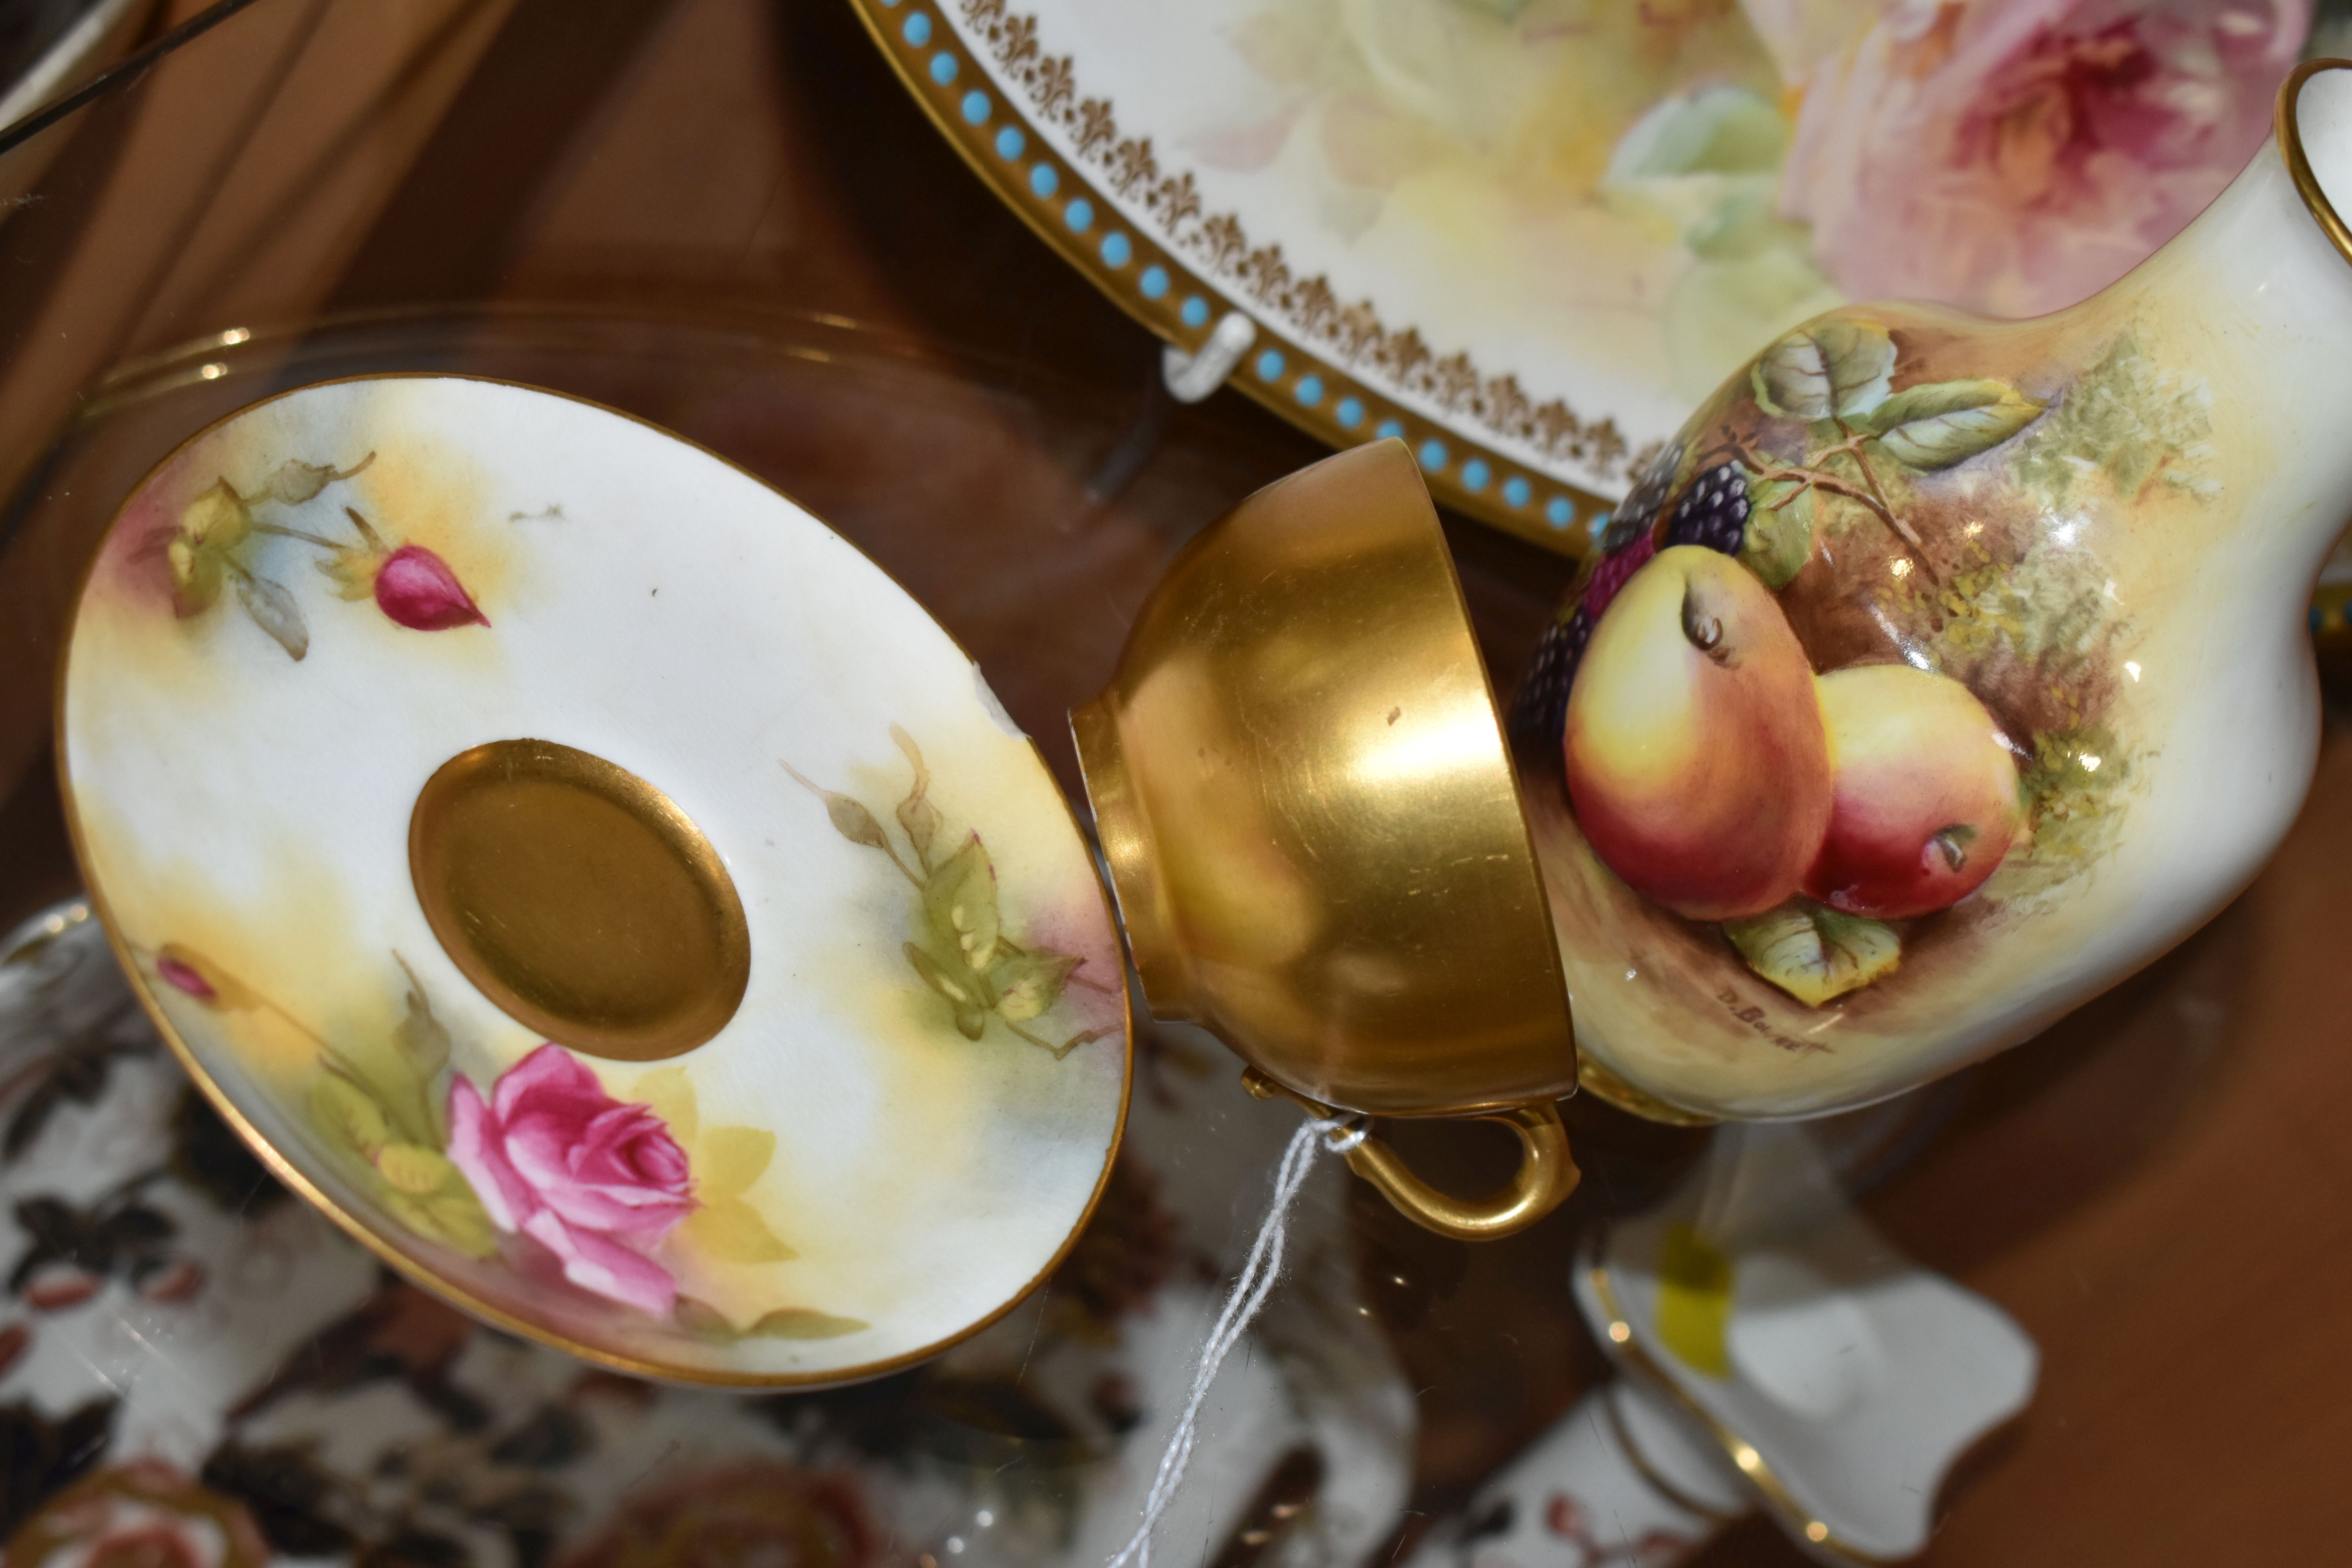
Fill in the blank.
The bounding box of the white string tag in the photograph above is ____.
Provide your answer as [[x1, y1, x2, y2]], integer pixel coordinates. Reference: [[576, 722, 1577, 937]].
[[1103, 1112, 1363, 1568]]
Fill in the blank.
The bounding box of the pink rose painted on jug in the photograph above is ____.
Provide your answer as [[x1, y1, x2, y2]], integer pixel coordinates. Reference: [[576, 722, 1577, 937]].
[[1779, 0, 2306, 317], [448, 1046, 696, 1315]]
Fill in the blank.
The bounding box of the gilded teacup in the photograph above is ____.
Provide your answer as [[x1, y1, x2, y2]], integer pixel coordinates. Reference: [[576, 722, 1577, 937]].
[[1073, 440, 1579, 1239]]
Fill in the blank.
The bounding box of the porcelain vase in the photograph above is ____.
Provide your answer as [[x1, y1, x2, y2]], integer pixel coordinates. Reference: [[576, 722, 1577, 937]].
[[1511, 61, 2352, 1122]]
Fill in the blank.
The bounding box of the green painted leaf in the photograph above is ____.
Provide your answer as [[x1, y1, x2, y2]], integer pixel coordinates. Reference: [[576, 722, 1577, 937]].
[[904, 942, 991, 1012], [822, 793, 890, 850], [322, 1035, 437, 1151], [169, 540, 225, 617], [385, 1187, 496, 1257], [313, 547, 377, 602], [924, 837, 1001, 972], [699, 1126, 774, 1198], [681, 1197, 798, 1263], [954, 1007, 988, 1042], [162, 478, 258, 621], [428, 1193, 497, 1257], [1750, 319, 1894, 421], [782, 762, 897, 853], [314, 510, 387, 602], [1740, 473, 1815, 588], [311, 1072, 388, 1157], [236, 573, 309, 661], [261, 452, 371, 505], [673, 1294, 735, 1341], [391, 957, 450, 1081], [662, 1294, 871, 1349], [1862, 379, 2044, 470], [748, 1307, 868, 1340], [1050, 1026, 1118, 1060], [890, 725, 940, 864], [1723, 899, 1901, 1007], [376, 1142, 457, 1196], [898, 795, 940, 866], [263, 461, 335, 506], [368, 1128, 495, 1257], [178, 481, 251, 555], [989, 950, 1081, 1023]]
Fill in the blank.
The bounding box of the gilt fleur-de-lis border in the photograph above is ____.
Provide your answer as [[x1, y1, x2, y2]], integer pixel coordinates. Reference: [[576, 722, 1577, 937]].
[[851, 0, 1661, 555]]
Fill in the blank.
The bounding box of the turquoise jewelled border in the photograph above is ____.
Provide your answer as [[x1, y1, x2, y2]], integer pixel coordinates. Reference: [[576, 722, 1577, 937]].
[[845, 0, 1620, 560]]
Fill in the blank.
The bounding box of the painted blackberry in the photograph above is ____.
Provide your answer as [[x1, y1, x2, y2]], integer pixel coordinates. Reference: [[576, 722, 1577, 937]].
[[1597, 439, 1682, 555], [1510, 441, 1684, 754], [1582, 532, 1657, 624], [1661, 461, 1751, 556], [1515, 531, 1662, 751], [1511, 604, 1590, 754]]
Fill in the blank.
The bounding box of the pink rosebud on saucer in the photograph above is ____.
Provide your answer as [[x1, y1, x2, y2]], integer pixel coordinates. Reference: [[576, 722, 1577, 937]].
[[156, 956, 216, 1000], [374, 545, 488, 630]]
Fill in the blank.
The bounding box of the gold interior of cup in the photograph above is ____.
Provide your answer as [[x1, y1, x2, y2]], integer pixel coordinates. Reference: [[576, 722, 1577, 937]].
[[409, 739, 750, 1061]]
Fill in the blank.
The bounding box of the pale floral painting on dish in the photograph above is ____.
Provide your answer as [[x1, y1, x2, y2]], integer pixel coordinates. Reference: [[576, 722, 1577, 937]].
[[976, 0, 2303, 480], [1222, 0, 2303, 382]]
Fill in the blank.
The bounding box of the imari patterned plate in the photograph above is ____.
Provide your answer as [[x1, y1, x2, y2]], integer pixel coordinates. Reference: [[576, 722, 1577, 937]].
[[55, 376, 1132, 1386], [850, 0, 2304, 557]]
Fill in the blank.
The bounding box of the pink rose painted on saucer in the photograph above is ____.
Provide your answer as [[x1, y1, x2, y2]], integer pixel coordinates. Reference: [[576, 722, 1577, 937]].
[[1779, 0, 2306, 318], [449, 1046, 697, 1315]]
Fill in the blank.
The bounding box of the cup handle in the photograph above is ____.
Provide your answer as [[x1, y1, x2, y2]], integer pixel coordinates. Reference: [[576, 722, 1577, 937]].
[[1241, 1069, 1580, 1241]]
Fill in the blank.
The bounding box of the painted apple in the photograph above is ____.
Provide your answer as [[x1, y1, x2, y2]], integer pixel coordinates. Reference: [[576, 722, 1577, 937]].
[[1563, 546, 1833, 921], [1804, 663, 2023, 919]]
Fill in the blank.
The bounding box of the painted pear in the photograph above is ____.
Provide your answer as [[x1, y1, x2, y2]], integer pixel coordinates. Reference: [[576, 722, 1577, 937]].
[[1563, 546, 1832, 921], [1804, 663, 2023, 919]]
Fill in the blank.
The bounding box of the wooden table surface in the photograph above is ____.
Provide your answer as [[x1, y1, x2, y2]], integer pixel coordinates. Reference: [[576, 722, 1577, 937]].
[[3, 4, 2348, 1562]]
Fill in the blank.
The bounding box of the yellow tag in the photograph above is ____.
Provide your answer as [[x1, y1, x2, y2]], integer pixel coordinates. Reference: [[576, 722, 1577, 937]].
[[1654, 1222, 1734, 1379]]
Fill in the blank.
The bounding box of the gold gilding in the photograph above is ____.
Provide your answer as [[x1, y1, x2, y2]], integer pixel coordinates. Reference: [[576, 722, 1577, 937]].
[[409, 739, 750, 1061], [2280, 60, 2352, 269], [1576, 1049, 1721, 1126], [1074, 439, 1578, 1238], [1588, 1262, 1884, 1565], [1242, 1067, 1578, 1241]]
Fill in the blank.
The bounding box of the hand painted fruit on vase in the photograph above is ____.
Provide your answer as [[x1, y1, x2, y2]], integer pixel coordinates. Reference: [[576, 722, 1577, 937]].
[[1806, 664, 2023, 921], [1515, 308, 2172, 1020], [1563, 546, 1831, 923]]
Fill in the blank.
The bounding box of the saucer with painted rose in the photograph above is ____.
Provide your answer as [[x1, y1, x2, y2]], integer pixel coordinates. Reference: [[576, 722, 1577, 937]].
[[56, 374, 1132, 1386]]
